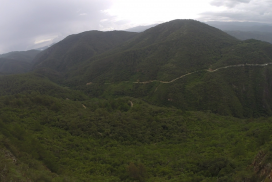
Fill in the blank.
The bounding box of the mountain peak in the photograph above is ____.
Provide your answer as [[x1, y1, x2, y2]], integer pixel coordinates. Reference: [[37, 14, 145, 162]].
[[122, 19, 238, 52]]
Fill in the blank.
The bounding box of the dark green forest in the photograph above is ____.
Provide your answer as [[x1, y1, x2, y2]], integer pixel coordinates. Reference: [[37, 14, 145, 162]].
[[1, 93, 272, 181]]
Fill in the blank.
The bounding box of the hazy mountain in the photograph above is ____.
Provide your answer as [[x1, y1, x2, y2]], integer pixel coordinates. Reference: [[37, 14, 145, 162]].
[[226, 31, 272, 44], [34, 44, 53, 51], [0, 49, 41, 74], [125, 24, 158, 32], [126, 21, 272, 44], [0, 49, 41, 63], [0, 58, 32, 74], [205, 21, 272, 44], [206, 21, 272, 32]]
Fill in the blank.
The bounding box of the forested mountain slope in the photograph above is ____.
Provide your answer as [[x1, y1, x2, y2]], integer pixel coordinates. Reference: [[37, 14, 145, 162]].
[[0, 73, 87, 100], [62, 20, 272, 85], [0, 58, 32, 74], [0, 50, 41, 74], [0, 49, 40, 63], [67, 20, 240, 84], [1, 93, 272, 181], [31, 20, 272, 117], [226, 31, 272, 44], [33, 31, 137, 72]]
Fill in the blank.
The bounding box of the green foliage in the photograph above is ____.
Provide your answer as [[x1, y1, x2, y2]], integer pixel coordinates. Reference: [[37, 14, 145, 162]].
[[0, 73, 87, 100], [33, 31, 137, 72], [128, 162, 146, 181], [0, 93, 271, 181]]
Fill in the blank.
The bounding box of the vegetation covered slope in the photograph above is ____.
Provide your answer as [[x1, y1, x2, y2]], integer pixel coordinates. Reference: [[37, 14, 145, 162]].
[[66, 20, 239, 84], [1, 93, 272, 181], [0, 49, 41, 63], [0, 58, 32, 74], [0, 50, 41, 74], [33, 31, 137, 72], [226, 31, 272, 44], [62, 20, 272, 87], [1, 82, 272, 181], [31, 20, 272, 117], [0, 73, 87, 100]]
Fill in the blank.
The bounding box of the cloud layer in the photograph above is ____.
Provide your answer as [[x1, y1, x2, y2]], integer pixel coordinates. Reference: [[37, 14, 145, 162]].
[[0, 0, 114, 53], [0, 0, 272, 54], [210, 0, 251, 8], [201, 0, 272, 23]]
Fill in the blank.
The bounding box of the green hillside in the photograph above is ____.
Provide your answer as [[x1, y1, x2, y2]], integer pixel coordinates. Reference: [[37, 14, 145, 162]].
[[66, 20, 239, 84], [0, 49, 41, 63], [0, 58, 31, 74], [1, 93, 272, 181], [75, 21, 272, 84], [0, 50, 41, 74], [33, 31, 137, 72], [38, 20, 272, 117], [0, 73, 87, 100]]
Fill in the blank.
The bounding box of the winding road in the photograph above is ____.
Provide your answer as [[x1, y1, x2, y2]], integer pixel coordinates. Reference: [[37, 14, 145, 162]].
[[132, 62, 272, 84], [87, 62, 272, 86]]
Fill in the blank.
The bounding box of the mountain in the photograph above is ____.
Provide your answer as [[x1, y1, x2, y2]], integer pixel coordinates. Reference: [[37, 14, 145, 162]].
[[0, 58, 32, 74], [128, 21, 272, 33], [125, 24, 158, 32], [0, 49, 41, 63], [54, 19, 239, 83], [205, 21, 272, 44], [0, 50, 41, 74], [34, 43, 55, 51], [206, 21, 272, 32], [33, 30, 137, 73], [32, 19, 272, 117], [126, 21, 272, 45], [226, 31, 272, 44]]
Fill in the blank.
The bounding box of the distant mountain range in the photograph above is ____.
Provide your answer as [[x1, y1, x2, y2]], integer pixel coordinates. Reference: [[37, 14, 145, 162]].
[[0, 49, 40, 74], [125, 21, 272, 44], [30, 19, 272, 117], [125, 24, 158, 32], [206, 21, 272, 32], [225, 31, 272, 44], [1, 20, 272, 116], [126, 21, 272, 33]]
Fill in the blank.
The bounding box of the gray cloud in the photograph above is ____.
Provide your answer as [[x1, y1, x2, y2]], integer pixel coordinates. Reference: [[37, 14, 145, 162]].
[[210, 0, 251, 8], [0, 0, 114, 54], [200, 0, 272, 23]]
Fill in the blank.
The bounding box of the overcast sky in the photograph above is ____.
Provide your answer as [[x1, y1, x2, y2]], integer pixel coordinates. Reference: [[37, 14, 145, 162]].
[[0, 0, 271, 54]]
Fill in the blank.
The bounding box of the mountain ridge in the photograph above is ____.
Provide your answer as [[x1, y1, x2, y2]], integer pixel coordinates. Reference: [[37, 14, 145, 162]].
[[33, 30, 137, 72], [5, 19, 272, 117]]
